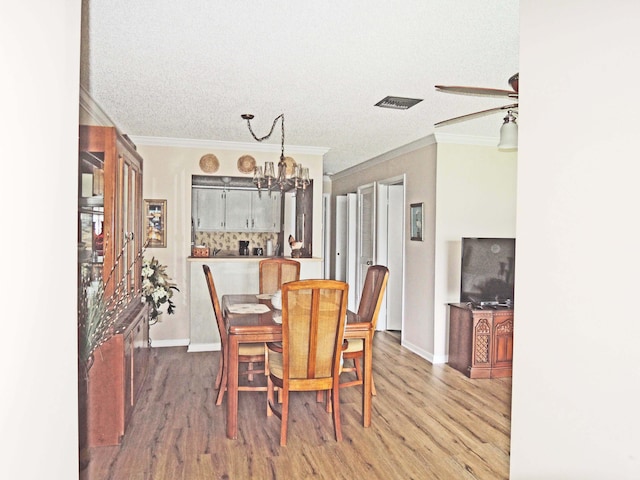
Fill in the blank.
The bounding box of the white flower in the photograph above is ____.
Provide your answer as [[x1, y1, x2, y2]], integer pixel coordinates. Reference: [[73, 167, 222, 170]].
[[152, 287, 167, 302], [141, 256, 178, 321]]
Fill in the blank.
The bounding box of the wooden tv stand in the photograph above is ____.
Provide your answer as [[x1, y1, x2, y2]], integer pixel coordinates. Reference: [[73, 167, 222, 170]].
[[447, 303, 514, 379]]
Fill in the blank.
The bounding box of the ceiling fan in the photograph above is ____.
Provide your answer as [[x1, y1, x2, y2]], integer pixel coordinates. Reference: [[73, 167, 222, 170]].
[[434, 72, 519, 127]]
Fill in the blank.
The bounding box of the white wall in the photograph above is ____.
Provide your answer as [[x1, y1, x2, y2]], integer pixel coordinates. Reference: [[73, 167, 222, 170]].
[[510, 2, 640, 478], [434, 143, 517, 361], [134, 141, 324, 345], [2, 1, 81, 478]]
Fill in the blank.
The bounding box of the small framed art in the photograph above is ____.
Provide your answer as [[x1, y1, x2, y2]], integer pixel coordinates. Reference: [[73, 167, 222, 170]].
[[410, 202, 423, 241], [145, 199, 167, 248]]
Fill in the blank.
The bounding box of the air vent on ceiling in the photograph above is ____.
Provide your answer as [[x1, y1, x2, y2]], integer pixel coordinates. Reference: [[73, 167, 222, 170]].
[[375, 96, 423, 110]]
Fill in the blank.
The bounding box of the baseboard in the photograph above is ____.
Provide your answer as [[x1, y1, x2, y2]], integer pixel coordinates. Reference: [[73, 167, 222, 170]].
[[431, 353, 447, 365], [149, 338, 189, 348], [187, 342, 222, 352], [401, 339, 444, 364]]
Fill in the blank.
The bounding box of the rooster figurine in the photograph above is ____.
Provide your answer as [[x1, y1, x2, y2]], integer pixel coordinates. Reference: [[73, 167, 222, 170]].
[[288, 235, 304, 258]]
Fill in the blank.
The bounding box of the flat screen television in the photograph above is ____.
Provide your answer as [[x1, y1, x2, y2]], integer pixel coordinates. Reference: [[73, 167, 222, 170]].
[[460, 237, 515, 306]]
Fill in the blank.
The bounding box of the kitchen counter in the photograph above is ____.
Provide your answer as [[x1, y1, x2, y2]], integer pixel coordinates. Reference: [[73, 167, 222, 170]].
[[188, 254, 320, 261]]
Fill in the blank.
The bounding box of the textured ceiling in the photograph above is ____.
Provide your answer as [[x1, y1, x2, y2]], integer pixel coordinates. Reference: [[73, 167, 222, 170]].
[[81, 0, 519, 175]]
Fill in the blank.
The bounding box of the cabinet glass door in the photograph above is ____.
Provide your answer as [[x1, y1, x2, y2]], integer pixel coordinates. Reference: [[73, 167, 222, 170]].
[[78, 151, 105, 286]]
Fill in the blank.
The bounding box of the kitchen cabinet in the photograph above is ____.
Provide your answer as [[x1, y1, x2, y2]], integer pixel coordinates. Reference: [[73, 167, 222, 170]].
[[224, 190, 251, 231], [192, 188, 225, 231], [250, 191, 281, 231], [447, 303, 514, 379], [193, 188, 281, 232]]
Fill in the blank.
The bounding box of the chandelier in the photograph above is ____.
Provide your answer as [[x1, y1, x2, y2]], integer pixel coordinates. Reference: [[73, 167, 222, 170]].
[[241, 113, 310, 194]]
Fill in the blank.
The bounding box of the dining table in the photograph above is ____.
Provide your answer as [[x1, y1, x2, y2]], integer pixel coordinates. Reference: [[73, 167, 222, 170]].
[[222, 293, 374, 440]]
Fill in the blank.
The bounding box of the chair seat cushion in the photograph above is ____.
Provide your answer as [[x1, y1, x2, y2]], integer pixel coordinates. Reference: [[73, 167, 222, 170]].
[[268, 350, 284, 379], [267, 349, 344, 379], [343, 338, 364, 353], [239, 342, 266, 356]]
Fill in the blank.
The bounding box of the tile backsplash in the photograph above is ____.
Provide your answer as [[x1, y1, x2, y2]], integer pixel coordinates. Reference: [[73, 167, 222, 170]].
[[195, 231, 279, 253]]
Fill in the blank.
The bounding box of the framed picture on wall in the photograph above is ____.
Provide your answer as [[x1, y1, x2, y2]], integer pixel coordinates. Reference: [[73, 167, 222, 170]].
[[410, 202, 423, 241], [145, 199, 167, 248]]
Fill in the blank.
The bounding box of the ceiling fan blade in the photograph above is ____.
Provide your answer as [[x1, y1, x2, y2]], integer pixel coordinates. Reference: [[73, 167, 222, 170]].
[[435, 85, 518, 98], [435, 103, 518, 127]]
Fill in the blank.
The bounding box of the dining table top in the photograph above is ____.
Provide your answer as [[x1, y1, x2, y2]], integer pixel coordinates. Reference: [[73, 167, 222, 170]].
[[222, 294, 281, 333]]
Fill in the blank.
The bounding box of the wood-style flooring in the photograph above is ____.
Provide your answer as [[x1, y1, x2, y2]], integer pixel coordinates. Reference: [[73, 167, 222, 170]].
[[80, 332, 511, 479]]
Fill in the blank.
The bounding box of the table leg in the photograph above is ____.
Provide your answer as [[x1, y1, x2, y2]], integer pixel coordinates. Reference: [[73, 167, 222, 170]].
[[363, 334, 373, 427], [226, 334, 239, 439]]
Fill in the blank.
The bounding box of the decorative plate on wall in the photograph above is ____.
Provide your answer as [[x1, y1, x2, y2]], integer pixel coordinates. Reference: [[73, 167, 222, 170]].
[[199, 154, 219, 173], [237, 155, 256, 174], [284, 156, 297, 176]]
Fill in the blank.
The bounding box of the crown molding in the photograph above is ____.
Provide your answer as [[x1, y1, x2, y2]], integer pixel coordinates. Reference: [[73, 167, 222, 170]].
[[129, 135, 329, 156], [79, 85, 116, 127], [330, 132, 500, 179], [330, 134, 438, 179]]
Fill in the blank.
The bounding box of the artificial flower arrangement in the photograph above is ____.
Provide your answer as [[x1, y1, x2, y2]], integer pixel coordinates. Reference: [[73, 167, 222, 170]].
[[78, 243, 179, 373], [141, 256, 179, 323]]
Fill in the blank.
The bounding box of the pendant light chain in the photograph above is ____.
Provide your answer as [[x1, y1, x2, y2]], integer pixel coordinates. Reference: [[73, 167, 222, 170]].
[[243, 113, 284, 149]]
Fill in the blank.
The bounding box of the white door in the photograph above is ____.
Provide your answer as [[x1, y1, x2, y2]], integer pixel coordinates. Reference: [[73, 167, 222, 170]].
[[335, 196, 347, 281], [322, 193, 331, 279], [346, 193, 358, 311], [357, 184, 375, 308], [386, 184, 404, 330]]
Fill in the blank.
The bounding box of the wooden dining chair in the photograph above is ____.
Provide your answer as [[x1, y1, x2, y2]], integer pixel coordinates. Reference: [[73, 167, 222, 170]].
[[202, 265, 266, 406], [266, 279, 349, 446], [339, 265, 389, 394], [259, 257, 301, 295]]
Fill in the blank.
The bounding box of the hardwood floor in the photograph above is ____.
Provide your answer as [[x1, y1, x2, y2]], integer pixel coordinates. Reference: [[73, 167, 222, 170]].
[[80, 332, 511, 479]]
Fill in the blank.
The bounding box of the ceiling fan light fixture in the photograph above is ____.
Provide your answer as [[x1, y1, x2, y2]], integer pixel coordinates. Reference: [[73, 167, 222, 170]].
[[497, 110, 518, 151]]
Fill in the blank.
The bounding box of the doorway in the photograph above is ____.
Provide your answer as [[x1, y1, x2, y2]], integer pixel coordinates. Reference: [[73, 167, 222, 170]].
[[371, 178, 404, 332]]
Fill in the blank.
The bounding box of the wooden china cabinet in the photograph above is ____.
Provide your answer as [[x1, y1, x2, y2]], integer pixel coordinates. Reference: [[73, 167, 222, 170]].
[[78, 125, 150, 448]]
